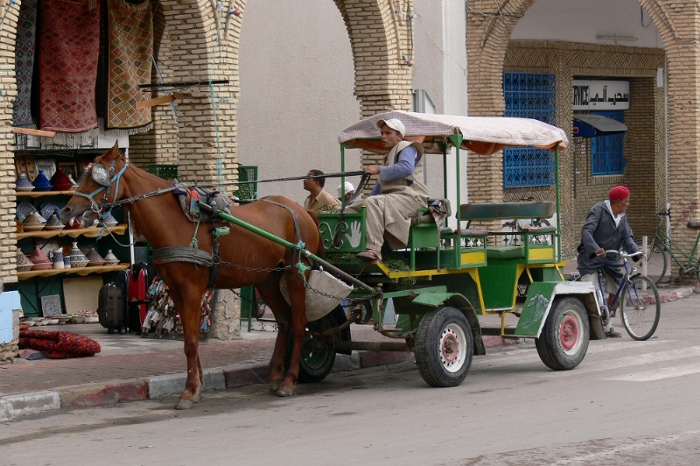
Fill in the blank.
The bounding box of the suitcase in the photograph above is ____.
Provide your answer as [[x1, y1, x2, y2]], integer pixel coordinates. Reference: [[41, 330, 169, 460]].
[[128, 263, 157, 333], [97, 282, 127, 334]]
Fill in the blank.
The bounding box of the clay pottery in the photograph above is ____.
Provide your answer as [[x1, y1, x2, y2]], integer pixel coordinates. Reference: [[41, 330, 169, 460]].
[[51, 248, 64, 269], [98, 213, 119, 227], [28, 244, 52, 271], [16, 248, 34, 272], [32, 169, 53, 191], [84, 247, 106, 266], [44, 212, 65, 231], [69, 241, 89, 268], [15, 172, 34, 192], [22, 212, 45, 231], [50, 167, 74, 191], [104, 249, 119, 264]]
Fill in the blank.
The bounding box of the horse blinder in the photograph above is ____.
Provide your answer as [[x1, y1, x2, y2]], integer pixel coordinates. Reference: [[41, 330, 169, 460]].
[[92, 163, 112, 186]]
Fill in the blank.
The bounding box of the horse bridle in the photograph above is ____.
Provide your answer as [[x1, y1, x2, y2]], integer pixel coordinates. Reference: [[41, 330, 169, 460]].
[[74, 158, 128, 219]]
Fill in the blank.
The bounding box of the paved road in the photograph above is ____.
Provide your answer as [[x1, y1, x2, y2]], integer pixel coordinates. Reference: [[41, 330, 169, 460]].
[[2, 292, 699, 465]]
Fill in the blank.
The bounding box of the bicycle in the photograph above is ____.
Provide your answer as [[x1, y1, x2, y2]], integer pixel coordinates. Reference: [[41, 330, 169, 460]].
[[594, 250, 661, 341], [502, 196, 553, 246], [635, 208, 700, 285]]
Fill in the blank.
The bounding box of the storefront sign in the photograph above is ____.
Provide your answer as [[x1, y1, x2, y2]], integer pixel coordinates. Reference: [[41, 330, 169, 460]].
[[573, 80, 629, 110]]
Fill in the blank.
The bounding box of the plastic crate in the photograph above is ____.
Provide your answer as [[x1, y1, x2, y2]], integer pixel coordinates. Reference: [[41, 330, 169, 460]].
[[149, 164, 178, 180]]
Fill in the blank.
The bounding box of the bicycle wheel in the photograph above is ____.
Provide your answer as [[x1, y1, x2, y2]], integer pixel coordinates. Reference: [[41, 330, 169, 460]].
[[620, 275, 660, 341], [635, 239, 668, 284]]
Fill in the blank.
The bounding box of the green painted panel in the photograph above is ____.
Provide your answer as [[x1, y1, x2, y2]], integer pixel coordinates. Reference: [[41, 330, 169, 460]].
[[478, 262, 518, 309], [513, 281, 558, 336], [318, 211, 366, 253]]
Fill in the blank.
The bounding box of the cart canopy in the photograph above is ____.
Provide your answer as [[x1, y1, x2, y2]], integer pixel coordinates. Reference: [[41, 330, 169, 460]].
[[338, 110, 568, 155]]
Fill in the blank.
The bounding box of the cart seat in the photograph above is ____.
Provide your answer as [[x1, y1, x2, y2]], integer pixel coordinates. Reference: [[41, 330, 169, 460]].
[[486, 245, 525, 260]]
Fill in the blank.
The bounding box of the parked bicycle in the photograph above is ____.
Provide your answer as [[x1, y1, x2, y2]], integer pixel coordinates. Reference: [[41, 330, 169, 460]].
[[502, 196, 553, 246], [595, 250, 661, 341], [636, 208, 700, 284]]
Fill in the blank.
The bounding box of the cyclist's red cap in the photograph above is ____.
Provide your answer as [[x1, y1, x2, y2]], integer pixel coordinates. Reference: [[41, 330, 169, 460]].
[[609, 185, 630, 201]]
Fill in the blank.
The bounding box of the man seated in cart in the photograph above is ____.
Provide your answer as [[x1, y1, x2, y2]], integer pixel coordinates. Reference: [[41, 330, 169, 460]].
[[344, 117, 429, 262]]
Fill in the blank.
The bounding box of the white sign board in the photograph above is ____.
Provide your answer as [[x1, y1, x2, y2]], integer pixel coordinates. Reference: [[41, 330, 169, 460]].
[[573, 80, 629, 110]]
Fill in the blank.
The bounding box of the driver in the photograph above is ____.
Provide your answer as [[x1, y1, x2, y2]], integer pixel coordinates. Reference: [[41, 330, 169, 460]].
[[577, 185, 642, 338], [345, 118, 429, 263]]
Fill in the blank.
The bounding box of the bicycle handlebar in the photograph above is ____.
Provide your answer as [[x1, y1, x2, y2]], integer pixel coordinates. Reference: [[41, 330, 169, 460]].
[[657, 209, 671, 217], [600, 249, 643, 259]]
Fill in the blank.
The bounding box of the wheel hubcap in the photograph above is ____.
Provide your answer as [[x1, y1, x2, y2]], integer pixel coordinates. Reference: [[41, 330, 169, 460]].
[[439, 323, 467, 373], [559, 315, 579, 351]]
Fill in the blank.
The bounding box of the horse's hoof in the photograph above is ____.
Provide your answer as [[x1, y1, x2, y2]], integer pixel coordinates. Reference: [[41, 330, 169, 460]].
[[175, 398, 195, 410], [268, 380, 282, 393], [276, 386, 294, 397]]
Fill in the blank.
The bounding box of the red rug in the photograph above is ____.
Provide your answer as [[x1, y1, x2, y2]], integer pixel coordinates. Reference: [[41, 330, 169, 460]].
[[19, 329, 101, 359], [38, 0, 100, 133], [107, 0, 153, 131]]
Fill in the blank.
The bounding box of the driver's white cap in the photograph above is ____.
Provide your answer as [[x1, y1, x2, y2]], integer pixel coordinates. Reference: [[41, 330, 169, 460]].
[[377, 118, 406, 136]]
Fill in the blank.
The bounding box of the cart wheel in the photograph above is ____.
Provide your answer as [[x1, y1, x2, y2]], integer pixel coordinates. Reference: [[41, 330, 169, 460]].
[[287, 315, 336, 384], [535, 296, 589, 370], [415, 307, 473, 387]]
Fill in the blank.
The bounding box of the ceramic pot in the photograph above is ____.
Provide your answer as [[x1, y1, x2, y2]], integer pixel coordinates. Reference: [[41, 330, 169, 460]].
[[22, 212, 45, 231], [32, 170, 53, 191], [45, 212, 65, 230], [69, 241, 89, 268], [28, 244, 52, 271], [51, 248, 64, 269], [84, 247, 106, 266], [104, 249, 119, 264], [16, 248, 33, 272], [50, 167, 73, 191], [15, 172, 34, 192]]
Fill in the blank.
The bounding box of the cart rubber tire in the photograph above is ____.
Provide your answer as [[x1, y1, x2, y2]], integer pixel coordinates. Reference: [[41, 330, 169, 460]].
[[535, 297, 589, 371], [287, 316, 336, 384], [415, 307, 473, 387]]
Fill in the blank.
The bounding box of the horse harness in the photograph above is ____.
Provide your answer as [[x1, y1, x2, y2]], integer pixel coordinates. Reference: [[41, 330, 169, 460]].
[[82, 158, 311, 289]]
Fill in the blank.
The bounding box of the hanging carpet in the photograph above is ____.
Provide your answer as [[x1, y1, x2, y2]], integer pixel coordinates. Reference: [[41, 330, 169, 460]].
[[13, 0, 38, 128], [107, 0, 153, 132], [38, 0, 101, 133], [19, 329, 101, 359]]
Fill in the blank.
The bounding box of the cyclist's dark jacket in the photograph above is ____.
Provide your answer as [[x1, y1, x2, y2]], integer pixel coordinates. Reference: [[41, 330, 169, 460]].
[[577, 200, 640, 275]]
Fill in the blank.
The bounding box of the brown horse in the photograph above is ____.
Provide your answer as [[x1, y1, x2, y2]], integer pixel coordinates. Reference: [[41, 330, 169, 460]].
[[60, 143, 321, 408]]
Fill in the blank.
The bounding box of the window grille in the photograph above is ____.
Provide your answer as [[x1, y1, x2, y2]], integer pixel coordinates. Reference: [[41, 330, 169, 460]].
[[590, 111, 625, 175], [502, 72, 557, 187]]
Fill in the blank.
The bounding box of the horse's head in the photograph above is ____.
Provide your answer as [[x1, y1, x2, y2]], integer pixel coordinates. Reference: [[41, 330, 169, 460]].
[[60, 142, 128, 225]]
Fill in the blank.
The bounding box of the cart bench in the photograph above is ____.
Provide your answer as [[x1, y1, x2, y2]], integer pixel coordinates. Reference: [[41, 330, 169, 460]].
[[459, 201, 556, 263]]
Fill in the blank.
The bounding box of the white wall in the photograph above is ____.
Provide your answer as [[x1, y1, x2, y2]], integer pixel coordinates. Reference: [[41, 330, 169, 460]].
[[512, 0, 663, 49], [238, 0, 360, 205]]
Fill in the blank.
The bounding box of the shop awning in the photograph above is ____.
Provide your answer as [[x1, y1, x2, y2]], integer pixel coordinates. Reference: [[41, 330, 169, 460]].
[[573, 113, 627, 138]]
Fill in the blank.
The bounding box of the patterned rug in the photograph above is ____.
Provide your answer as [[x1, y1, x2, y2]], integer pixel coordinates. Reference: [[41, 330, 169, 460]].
[[19, 329, 101, 359], [13, 0, 37, 127], [38, 0, 101, 132], [107, 0, 153, 131]]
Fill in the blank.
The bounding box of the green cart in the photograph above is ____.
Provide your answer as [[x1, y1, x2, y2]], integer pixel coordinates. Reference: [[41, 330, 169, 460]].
[[245, 112, 607, 387]]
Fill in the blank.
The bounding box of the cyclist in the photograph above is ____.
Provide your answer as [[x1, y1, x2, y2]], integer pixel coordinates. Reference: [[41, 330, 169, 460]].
[[577, 185, 642, 338]]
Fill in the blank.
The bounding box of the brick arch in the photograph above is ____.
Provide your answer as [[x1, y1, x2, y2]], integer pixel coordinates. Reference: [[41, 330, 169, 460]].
[[333, 0, 413, 117], [129, 0, 240, 186]]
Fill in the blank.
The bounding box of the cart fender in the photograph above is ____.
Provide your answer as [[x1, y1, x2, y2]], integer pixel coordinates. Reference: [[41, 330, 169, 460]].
[[513, 281, 601, 339], [411, 291, 485, 356]]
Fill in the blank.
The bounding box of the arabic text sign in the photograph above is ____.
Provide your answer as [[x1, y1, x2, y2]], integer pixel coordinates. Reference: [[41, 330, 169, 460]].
[[573, 80, 629, 110]]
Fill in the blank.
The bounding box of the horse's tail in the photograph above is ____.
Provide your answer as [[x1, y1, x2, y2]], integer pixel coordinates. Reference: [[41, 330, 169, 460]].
[[307, 210, 326, 259]]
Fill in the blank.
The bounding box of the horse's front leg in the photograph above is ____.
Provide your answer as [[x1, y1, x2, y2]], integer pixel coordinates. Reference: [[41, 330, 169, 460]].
[[277, 272, 308, 397], [170, 289, 205, 410]]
